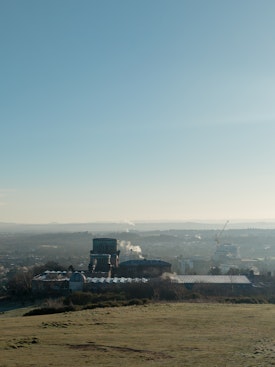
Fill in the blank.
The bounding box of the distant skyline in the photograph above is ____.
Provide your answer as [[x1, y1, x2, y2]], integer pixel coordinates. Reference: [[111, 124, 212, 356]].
[[1, 1, 275, 224]]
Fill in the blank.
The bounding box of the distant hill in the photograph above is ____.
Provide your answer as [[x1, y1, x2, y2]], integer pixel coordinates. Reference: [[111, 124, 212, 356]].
[[1, 220, 275, 233]]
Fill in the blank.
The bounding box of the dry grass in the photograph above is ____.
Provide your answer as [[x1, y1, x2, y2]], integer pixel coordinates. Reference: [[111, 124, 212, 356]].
[[1, 302, 275, 366]]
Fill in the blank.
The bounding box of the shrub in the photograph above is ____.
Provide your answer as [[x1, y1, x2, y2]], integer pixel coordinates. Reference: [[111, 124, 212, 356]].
[[127, 298, 147, 306], [24, 305, 75, 316], [224, 297, 268, 304], [123, 283, 154, 300], [64, 292, 94, 305]]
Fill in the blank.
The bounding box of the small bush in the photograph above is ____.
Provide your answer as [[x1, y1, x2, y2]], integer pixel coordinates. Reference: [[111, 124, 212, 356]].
[[127, 298, 146, 306], [224, 297, 268, 304], [268, 296, 275, 304], [24, 305, 75, 316]]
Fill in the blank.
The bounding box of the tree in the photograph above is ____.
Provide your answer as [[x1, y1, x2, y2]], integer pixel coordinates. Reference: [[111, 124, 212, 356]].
[[6, 261, 66, 301], [227, 267, 240, 275], [7, 267, 33, 300], [208, 266, 221, 275], [68, 264, 75, 272]]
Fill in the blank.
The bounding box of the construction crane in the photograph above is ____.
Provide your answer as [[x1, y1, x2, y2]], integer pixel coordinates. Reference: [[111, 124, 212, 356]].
[[214, 220, 229, 246]]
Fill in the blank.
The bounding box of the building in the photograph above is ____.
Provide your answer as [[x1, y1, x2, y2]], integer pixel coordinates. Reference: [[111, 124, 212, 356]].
[[89, 238, 120, 276], [118, 259, 171, 278], [213, 243, 241, 264], [69, 274, 148, 292], [69, 271, 87, 291], [32, 238, 172, 294], [32, 270, 148, 294], [32, 271, 69, 295], [177, 256, 211, 275], [171, 274, 251, 290]]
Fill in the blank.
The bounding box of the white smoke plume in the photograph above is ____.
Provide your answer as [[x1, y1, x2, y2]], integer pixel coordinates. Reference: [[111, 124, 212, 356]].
[[161, 272, 179, 282], [123, 219, 136, 227], [119, 240, 144, 259], [123, 219, 136, 232]]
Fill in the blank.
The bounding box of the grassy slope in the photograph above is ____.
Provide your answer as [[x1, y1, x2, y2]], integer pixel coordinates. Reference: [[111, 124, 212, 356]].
[[1, 303, 275, 367]]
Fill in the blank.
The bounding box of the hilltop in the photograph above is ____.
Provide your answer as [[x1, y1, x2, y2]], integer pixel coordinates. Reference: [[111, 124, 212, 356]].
[[1, 302, 275, 366]]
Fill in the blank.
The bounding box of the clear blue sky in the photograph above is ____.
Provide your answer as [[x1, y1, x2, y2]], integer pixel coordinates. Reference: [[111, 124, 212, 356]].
[[1, 0, 275, 223]]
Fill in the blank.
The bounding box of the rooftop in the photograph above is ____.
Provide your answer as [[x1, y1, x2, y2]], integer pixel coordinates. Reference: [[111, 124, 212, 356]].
[[120, 259, 171, 267], [85, 277, 148, 284], [171, 275, 251, 285]]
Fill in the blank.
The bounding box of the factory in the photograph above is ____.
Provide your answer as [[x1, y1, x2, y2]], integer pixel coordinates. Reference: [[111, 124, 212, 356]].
[[88, 238, 120, 277], [118, 259, 171, 278], [32, 237, 171, 295], [88, 237, 171, 277], [32, 237, 251, 296]]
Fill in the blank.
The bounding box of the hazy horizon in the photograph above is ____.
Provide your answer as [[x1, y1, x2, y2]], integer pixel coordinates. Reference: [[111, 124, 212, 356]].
[[2, 1, 275, 223], [2, 218, 275, 226]]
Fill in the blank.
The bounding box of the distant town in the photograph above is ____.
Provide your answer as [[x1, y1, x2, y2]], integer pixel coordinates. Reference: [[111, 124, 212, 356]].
[[1, 221, 275, 301]]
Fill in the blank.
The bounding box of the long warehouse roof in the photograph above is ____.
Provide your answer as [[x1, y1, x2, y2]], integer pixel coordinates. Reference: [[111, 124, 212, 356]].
[[171, 275, 251, 284]]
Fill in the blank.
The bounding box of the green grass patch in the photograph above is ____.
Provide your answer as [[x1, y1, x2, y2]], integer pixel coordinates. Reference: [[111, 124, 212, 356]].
[[2, 303, 275, 366]]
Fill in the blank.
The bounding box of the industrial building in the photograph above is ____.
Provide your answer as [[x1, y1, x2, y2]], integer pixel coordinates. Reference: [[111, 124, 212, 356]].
[[118, 259, 171, 278], [212, 243, 241, 264], [88, 238, 171, 278], [172, 274, 251, 286], [169, 274, 251, 292], [32, 237, 172, 294], [32, 271, 148, 295], [32, 271, 69, 295], [177, 256, 211, 275], [88, 238, 120, 277]]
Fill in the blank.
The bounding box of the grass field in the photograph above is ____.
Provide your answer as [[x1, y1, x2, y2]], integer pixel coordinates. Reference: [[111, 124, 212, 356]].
[[1, 302, 275, 367]]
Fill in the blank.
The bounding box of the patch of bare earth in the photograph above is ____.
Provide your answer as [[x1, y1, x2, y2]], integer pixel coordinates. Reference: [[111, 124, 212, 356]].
[[68, 342, 173, 360]]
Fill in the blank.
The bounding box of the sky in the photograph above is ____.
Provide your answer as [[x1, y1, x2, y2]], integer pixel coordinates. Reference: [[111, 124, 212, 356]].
[[1, 0, 275, 224]]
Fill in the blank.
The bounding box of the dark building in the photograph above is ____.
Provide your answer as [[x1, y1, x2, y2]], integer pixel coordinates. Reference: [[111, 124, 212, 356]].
[[89, 238, 120, 276], [119, 259, 171, 278], [93, 238, 118, 254], [32, 271, 69, 296]]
